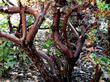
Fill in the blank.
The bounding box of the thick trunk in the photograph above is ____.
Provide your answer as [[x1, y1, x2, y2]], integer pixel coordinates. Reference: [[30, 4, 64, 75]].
[[21, 44, 75, 82], [22, 45, 50, 81]]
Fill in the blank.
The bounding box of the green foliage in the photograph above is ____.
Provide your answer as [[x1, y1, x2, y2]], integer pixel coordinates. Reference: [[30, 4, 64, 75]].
[[67, 0, 72, 3], [41, 21, 51, 29], [77, 0, 83, 4], [92, 53, 110, 75], [42, 39, 54, 53], [26, 15, 35, 28], [40, 0, 46, 2], [43, 39, 53, 48], [56, 50, 63, 57], [0, 2, 6, 6], [0, 40, 29, 76], [40, 18, 52, 29], [0, 40, 16, 76], [67, 0, 83, 4], [0, 67, 4, 76], [59, 20, 63, 28], [99, 57, 110, 64], [42, 39, 63, 57], [87, 28, 97, 44], [0, 14, 8, 31], [97, 0, 110, 10], [0, 10, 35, 77]]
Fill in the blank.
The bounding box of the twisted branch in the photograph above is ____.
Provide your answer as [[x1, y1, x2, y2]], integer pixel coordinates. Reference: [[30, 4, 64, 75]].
[[19, 1, 27, 42], [26, 2, 50, 43], [0, 32, 21, 45]]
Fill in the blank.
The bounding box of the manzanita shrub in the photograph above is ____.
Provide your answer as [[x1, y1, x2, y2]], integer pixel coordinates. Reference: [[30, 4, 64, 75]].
[[0, 0, 104, 82]]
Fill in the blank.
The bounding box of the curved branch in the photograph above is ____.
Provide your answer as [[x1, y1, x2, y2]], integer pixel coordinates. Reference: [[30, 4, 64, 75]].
[[26, 2, 50, 43], [0, 32, 21, 45], [0, 6, 38, 17], [62, 5, 79, 48], [37, 50, 57, 76], [26, 16, 44, 43], [53, 32, 74, 58], [19, 2, 27, 42], [74, 21, 98, 61], [90, 64, 102, 82], [52, 8, 74, 58], [74, 35, 85, 61]]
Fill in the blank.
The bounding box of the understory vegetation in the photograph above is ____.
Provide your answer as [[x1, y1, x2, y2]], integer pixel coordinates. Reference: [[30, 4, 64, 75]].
[[0, 0, 110, 82]]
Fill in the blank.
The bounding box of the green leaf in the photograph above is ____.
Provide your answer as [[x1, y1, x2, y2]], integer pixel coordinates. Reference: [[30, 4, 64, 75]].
[[56, 50, 63, 57], [40, 0, 46, 2], [4, 61, 16, 69], [42, 39, 54, 49], [0, 67, 4, 76], [100, 57, 107, 63], [0, 2, 6, 6]]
